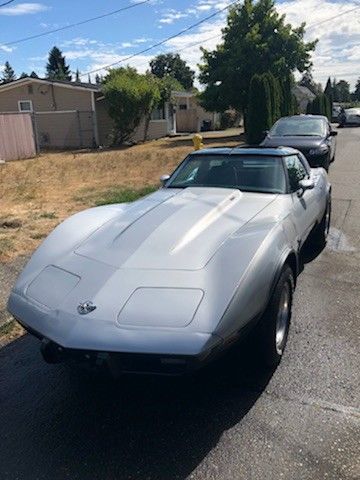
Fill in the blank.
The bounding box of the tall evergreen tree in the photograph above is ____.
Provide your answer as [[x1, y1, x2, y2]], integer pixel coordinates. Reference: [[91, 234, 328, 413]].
[[75, 69, 80, 82], [264, 72, 281, 124], [354, 78, 360, 101], [1, 61, 16, 83], [324, 77, 333, 117], [29, 71, 39, 78], [247, 74, 272, 144], [20, 72, 28, 79], [88, 74, 91, 84], [280, 74, 295, 117], [46, 46, 72, 81], [95, 73, 102, 84]]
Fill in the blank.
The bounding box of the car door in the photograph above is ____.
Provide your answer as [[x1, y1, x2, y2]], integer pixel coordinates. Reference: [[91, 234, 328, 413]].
[[285, 154, 318, 247]]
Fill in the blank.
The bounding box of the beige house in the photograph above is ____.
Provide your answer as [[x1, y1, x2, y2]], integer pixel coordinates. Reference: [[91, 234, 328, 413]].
[[0, 78, 219, 151], [0, 77, 172, 149], [172, 91, 220, 133]]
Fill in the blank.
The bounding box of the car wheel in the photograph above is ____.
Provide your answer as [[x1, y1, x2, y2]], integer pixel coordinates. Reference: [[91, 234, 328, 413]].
[[311, 196, 331, 247], [258, 265, 294, 367]]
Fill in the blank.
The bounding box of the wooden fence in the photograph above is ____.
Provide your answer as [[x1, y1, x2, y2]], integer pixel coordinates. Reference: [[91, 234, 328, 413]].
[[0, 113, 37, 162]]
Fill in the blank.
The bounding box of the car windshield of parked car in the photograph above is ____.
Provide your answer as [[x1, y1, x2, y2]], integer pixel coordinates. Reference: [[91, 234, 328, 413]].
[[166, 155, 286, 194], [269, 117, 326, 137]]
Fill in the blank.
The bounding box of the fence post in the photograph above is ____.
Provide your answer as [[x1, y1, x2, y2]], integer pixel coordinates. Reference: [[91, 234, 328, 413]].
[[76, 110, 83, 148], [31, 112, 40, 154]]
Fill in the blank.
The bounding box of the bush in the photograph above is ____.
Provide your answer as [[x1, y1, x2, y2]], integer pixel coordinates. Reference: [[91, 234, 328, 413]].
[[247, 74, 272, 145], [103, 67, 161, 145], [307, 93, 331, 119], [264, 73, 281, 124]]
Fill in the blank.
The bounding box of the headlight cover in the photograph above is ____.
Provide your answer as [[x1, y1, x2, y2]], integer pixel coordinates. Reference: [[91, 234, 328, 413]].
[[309, 144, 329, 156]]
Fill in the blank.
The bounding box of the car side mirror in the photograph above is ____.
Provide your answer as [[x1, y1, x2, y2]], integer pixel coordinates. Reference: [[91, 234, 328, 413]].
[[297, 178, 315, 196], [329, 131, 338, 137], [160, 174, 170, 186]]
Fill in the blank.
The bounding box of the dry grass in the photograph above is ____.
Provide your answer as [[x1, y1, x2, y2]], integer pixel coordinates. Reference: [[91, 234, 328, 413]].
[[0, 132, 241, 262]]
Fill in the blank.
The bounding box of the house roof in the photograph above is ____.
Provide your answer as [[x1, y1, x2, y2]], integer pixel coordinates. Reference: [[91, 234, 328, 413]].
[[292, 85, 316, 100], [0, 77, 100, 93]]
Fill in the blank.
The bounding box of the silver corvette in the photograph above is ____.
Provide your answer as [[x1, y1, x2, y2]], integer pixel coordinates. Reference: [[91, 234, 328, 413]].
[[8, 147, 331, 374]]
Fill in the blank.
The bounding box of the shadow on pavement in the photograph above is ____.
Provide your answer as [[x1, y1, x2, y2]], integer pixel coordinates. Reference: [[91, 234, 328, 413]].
[[0, 333, 273, 480]]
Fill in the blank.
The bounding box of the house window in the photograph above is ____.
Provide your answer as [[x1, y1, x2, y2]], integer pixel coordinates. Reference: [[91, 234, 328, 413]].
[[151, 107, 165, 120], [18, 100, 33, 112], [179, 104, 187, 110]]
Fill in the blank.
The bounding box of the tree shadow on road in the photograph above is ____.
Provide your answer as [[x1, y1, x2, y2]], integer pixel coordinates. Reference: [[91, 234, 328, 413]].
[[0, 334, 274, 480]]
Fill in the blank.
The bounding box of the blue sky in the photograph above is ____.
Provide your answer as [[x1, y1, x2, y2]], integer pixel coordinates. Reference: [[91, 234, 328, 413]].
[[0, 0, 359, 87]]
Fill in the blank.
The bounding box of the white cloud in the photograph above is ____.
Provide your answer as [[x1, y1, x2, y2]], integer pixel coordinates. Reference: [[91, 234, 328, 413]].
[[0, 44, 14, 52], [278, 0, 360, 87], [0, 2, 49, 16], [159, 9, 189, 24]]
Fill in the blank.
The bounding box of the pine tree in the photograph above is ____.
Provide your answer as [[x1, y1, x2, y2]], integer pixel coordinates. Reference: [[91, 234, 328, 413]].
[[264, 72, 281, 124], [280, 74, 294, 117], [20, 72, 28, 78], [247, 74, 272, 145], [75, 69, 80, 82], [95, 74, 102, 84], [46, 46, 72, 81], [324, 77, 333, 118], [88, 74, 91, 84], [354, 78, 360, 101], [29, 71, 39, 78], [1, 61, 16, 83]]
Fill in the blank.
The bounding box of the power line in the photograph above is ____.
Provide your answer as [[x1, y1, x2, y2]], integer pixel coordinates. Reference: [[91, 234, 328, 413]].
[[1, 0, 151, 47], [80, 0, 240, 77], [0, 0, 16, 7], [307, 3, 360, 29]]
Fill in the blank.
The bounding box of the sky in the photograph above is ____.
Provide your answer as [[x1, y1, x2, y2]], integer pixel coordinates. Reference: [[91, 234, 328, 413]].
[[0, 0, 359, 89]]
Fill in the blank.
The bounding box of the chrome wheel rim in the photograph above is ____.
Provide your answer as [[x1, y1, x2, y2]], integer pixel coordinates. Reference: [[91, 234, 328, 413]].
[[275, 283, 290, 355]]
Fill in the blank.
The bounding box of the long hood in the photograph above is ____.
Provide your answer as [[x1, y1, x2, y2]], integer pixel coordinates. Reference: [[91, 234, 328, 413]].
[[75, 187, 277, 271]]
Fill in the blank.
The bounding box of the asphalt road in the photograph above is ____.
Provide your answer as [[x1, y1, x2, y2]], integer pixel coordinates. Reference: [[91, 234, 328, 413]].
[[0, 128, 359, 480]]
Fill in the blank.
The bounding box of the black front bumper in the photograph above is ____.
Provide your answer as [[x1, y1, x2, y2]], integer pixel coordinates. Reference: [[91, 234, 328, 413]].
[[40, 337, 207, 375], [303, 152, 329, 168]]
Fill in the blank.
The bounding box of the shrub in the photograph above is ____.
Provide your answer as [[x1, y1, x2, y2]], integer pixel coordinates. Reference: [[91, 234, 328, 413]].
[[247, 74, 272, 145], [103, 67, 161, 145]]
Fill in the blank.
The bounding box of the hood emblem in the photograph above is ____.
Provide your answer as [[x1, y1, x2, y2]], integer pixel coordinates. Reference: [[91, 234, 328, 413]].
[[77, 301, 97, 315]]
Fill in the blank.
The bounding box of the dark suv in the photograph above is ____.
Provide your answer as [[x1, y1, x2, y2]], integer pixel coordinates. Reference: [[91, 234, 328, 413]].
[[261, 115, 337, 171]]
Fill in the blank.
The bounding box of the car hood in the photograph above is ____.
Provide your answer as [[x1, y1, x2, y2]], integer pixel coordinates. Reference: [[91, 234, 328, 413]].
[[75, 187, 277, 271], [262, 135, 324, 150]]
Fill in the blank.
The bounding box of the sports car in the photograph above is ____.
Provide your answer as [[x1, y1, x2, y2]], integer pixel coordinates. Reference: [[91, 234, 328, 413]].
[[8, 147, 331, 375]]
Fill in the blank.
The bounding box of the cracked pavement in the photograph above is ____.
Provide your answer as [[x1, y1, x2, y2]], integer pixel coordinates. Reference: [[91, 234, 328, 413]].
[[0, 127, 359, 480]]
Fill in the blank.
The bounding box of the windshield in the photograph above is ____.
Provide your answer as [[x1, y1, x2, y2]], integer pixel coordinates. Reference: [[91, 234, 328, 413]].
[[270, 117, 326, 137], [166, 154, 286, 194]]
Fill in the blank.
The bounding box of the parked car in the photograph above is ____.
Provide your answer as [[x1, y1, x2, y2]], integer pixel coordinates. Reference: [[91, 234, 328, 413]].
[[8, 147, 331, 375], [338, 108, 360, 127], [261, 115, 337, 171], [332, 105, 342, 122]]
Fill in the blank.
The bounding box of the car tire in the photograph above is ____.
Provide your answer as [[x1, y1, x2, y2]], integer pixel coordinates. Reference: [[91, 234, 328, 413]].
[[311, 196, 331, 247], [258, 265, 294, 368]]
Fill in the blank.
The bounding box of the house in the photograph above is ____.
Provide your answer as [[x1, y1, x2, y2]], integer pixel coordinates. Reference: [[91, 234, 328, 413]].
[[0, 77, 173, 149], [292, 85, 316, 113], [172, 91, 220, 133]]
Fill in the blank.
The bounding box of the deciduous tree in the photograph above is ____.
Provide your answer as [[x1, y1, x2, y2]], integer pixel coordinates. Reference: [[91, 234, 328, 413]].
[[150, 53, 195, 90], [199, 0, 317, 115], [103, 67, 161, 144]]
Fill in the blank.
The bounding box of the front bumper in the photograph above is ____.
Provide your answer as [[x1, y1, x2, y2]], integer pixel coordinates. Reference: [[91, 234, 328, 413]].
[[8, 291, 222, 374]]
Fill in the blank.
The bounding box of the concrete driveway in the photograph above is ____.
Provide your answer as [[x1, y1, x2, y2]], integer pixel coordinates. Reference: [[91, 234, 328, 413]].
[[0, 127, 359, 480]]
